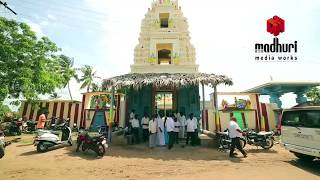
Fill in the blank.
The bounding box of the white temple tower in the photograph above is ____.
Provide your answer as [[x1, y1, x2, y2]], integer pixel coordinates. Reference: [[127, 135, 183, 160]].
[[130, 0, 199, 73]]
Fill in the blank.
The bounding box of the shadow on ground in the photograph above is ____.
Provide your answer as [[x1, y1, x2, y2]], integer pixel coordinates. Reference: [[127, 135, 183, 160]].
[[245, 148, 278, 154], [20, 144, 72, 156], [286, 159, 320, 176], [78, 142, 246, 163], [64, 145, 105, 160]]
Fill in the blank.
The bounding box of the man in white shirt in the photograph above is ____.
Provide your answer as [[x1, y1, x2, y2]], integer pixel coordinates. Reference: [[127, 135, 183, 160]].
[[228, 117, 247, 158], [166, 115, 175, 149], [186, 113, 196, 146], [128, 109, 135, 128], [131, 114, 140, 144], [178, 112, 186, 138], [173, 117, 180, 144], [141, 114, 150, 142], [149, 114, 157, 148]]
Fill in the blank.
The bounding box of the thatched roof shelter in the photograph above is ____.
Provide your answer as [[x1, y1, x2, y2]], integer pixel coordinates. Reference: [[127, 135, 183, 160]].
[[102, 73, 233, 90]]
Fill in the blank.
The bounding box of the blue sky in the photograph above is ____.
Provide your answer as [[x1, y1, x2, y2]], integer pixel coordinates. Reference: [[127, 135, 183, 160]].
[[1, 0, 320, 108]]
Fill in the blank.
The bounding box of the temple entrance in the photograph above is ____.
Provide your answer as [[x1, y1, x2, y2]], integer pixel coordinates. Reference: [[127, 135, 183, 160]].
[[154, 91, 173, 117]]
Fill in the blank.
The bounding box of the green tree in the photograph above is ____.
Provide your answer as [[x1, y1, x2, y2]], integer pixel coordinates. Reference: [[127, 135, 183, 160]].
[[306, 87, 320, 104], [58, 55, 78, 100], [0, 17, 68, 103], [79, 65, 100, 92], [0, 104, 12, 123]]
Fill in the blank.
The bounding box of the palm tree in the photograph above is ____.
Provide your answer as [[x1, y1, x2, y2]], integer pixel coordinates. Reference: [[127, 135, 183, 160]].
[[79, 65, 100, 92], [91, 82, 101, 92], [59, 55, 78, 100]]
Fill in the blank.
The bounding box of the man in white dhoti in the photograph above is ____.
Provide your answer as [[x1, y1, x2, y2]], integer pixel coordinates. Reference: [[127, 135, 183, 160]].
[[179, 112, 186, 138], [156, 115, 165, 146], [149, 115, 157, 148]]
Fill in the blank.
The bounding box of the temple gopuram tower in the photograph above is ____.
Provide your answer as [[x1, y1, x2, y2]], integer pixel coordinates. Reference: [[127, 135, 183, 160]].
[[131, 0, 198, 73], [128, 0, 200, 118]]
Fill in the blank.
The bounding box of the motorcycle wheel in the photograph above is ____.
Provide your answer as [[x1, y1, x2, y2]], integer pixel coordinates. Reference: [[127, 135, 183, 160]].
[[37, 142, 48, 153], [219, 137, 230, 149], [96, 143, 105, 156], [262, 138, 274, 149], [81, 145, 87, 152], [0, 144, 5, 159]]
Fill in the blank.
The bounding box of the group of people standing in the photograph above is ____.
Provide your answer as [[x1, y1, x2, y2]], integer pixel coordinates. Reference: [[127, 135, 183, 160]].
[[128, 110, 199, 149]]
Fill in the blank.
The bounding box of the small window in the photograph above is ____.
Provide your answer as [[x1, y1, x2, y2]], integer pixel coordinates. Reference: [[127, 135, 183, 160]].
[[281, 110, 320, 128], [158, 49, 171, 64], [157, 43, 172, 65], [160, 13, 169, 28]]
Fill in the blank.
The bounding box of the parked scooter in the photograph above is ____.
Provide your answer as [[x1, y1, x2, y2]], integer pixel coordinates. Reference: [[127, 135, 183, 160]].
[[217, 129, 246, 150], [243, 129, 275, 149], [34, 123, 72, 152], [76, 130, 107, 156]]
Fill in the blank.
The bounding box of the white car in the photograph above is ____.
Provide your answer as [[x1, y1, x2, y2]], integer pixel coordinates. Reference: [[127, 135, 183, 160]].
[[280, 106, 320, 161]]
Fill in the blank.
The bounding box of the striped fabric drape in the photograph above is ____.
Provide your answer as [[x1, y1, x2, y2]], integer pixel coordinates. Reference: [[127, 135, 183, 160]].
[[20, 101, 82, 128]]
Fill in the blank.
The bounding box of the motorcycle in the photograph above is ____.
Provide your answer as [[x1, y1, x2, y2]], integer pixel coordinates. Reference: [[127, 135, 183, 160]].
[[76, 130, 107, 156], [243, 129, 275, 149], [34, 122, 72, 153], [48, 117, 59, 130], [0, 130, 6, 159], [217, 129, 246, 150], [23, 120, 37, 133], [5, 120, 22, 136], [0, 130, 20, 159]]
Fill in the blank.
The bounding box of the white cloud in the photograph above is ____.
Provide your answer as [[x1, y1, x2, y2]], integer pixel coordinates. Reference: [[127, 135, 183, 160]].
[[47, 14, 56, 20]]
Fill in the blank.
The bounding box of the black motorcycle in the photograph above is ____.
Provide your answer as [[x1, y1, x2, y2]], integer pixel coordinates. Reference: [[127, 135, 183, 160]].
[[217, 129, 246, 150], [243, 129, 274, 149], [23, 120, 37, 133], [5, 121, 22, 136]]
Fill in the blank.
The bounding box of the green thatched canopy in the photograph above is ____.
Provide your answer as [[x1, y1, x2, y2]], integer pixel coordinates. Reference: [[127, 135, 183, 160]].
[[103, 73, 233, 90]]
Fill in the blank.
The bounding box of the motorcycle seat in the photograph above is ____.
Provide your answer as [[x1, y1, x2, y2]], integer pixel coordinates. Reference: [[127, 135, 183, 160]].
[[217, 131, 228, 136], [88, 135, 104, 141], [51, 131, 60, 136]]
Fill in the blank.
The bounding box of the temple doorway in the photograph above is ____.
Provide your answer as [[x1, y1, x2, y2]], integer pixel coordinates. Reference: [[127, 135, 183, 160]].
[[154, 91, 174, 117]]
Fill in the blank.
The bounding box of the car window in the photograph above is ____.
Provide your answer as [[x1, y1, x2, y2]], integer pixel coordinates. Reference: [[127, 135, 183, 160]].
[[303, 111, 320, 128], [282, 111, 300, 126], [282, 110, 320, 128]]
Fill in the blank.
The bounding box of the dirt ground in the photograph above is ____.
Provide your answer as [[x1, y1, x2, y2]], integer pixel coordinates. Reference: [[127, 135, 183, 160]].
[[0, 134, 319, 180]]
